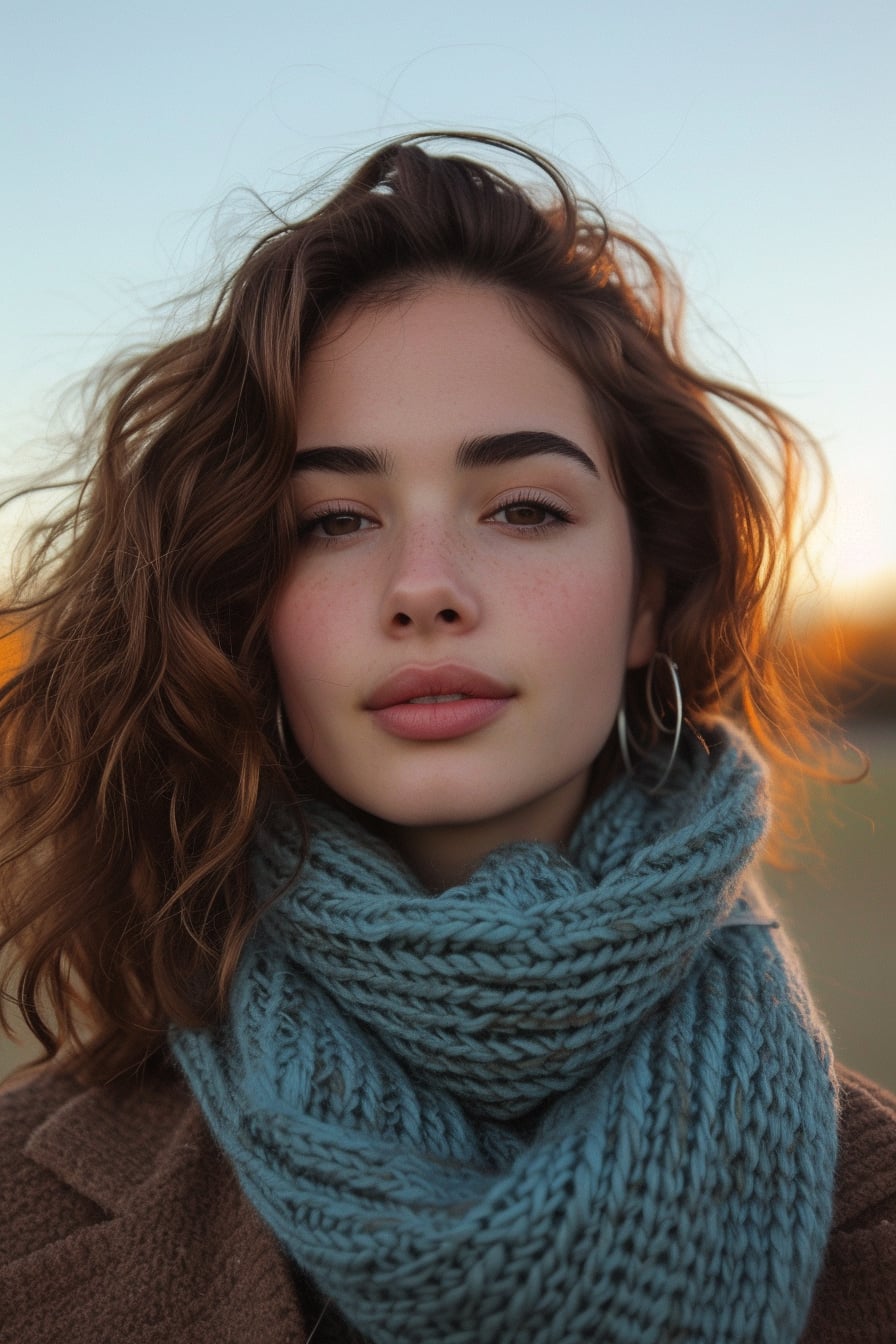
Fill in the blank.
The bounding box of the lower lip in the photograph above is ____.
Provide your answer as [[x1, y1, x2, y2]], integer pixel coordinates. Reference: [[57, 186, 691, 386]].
[[370, 697, 512, 741]]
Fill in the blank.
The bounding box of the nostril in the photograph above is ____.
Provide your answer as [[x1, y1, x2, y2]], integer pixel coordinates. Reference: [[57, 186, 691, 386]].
[[391, 607, 462, 628]]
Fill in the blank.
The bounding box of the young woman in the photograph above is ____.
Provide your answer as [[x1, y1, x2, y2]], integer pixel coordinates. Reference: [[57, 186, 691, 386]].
[[1, 133, 893, 1344]]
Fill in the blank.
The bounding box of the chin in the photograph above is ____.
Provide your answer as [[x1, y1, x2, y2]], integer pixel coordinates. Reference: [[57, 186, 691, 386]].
[[360, 795, 506, 831]]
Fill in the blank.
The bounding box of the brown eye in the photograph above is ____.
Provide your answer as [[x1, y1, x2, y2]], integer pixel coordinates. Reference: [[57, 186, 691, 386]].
[[501, 503, 550, 526], [487, 495, 572, 534], [320, 513, 364, 536], [298, 509, 374, 542]]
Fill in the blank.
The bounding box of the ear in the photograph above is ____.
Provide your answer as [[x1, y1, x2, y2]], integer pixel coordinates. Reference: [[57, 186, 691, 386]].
[[626, 564, 665, 669]]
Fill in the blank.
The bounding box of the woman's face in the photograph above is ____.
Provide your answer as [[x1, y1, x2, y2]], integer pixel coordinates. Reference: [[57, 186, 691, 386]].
[[269, 282, 661, 882]]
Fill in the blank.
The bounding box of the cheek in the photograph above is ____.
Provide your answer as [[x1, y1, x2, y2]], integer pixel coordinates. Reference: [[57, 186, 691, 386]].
[[516, 544, 636, 674], [269, 575, 347, 692]]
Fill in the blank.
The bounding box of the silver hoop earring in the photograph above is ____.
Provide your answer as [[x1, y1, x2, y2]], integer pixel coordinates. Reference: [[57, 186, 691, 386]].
[[616, 652, 683, 794], [275, 697, 291, 758]]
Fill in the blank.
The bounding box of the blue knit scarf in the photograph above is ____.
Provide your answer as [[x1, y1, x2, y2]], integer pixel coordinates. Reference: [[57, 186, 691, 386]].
[[172, 726, 838, 1344]]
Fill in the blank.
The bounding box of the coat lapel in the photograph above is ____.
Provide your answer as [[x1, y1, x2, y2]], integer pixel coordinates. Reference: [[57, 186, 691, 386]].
[[3, 1068, 309, 1344], [24, 1066, 196, 1214]]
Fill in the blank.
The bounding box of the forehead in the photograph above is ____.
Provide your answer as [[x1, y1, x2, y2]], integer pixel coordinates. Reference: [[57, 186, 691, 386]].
[[294, 282, 598, 449]]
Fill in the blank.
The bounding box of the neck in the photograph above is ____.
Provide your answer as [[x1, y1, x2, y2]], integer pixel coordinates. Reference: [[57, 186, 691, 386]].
[[368, 774, 592, 891]]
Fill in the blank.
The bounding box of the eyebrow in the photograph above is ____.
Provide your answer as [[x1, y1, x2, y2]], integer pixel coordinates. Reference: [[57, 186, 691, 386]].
[[291, 430, 600, 479]]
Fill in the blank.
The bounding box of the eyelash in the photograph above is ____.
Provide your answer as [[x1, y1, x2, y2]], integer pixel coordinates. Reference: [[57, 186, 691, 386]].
[[296, 492, 573, 545]]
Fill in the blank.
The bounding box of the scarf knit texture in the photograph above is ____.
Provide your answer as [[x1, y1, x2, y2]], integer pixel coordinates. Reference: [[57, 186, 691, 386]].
[[172, 726, 838, 1344]]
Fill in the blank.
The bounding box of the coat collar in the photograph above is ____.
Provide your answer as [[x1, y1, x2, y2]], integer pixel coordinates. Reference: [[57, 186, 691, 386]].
[[23, 1062, 218, 1216], [830, 1066, 896, 1229], [5, 1063, 315, 1344]]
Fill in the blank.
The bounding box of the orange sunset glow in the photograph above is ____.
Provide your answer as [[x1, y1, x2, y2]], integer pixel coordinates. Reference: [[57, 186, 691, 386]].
[[0, 627, 23, 680]]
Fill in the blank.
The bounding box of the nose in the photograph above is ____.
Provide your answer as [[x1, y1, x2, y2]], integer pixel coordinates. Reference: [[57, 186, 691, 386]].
[[380, 520, 481, 636]]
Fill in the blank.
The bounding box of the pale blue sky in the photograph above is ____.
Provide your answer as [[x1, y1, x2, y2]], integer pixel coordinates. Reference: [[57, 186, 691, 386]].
[[3, 0, 894, 605]]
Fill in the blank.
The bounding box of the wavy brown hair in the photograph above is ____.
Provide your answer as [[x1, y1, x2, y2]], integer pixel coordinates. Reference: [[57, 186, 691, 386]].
[[1, 131, 842, 1082]]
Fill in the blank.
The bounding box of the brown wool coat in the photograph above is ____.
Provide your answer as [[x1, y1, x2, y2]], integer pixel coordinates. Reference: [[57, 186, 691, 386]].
[[1, 1060, 894, 1344]]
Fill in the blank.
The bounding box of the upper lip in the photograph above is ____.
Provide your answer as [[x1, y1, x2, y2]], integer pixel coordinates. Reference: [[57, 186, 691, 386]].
[[365, 663, 515, 710]]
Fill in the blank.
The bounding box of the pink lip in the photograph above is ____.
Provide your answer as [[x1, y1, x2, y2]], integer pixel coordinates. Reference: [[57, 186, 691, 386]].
[[365, 663, 515, 742], [365, 662, 515, 711], [371, 697, 511, 741]]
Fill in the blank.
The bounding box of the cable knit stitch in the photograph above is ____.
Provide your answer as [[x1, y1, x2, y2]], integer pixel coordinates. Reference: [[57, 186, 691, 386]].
[[172, 725, 839, 1344]]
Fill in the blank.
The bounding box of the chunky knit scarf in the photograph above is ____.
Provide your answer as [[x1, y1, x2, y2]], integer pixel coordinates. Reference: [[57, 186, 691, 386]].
[[172, 726, 838, 1344]]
